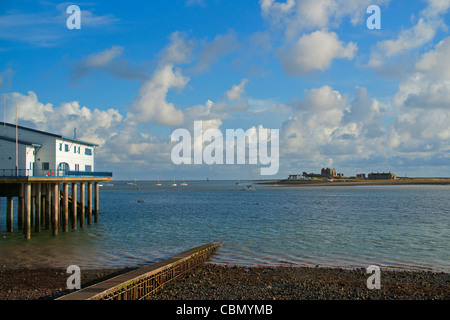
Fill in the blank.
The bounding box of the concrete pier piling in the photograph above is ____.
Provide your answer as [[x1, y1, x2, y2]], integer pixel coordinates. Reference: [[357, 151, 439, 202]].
[[0, 176, 112, 239]]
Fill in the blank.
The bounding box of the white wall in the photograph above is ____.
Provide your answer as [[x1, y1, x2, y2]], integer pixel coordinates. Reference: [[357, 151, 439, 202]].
[[0, 139, 35, 175], [55, 139, 95, 172], [1, 124, 96, 174]]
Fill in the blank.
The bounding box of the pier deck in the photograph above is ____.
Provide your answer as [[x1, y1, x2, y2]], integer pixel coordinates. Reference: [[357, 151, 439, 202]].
[[0, 176, 113, 239]]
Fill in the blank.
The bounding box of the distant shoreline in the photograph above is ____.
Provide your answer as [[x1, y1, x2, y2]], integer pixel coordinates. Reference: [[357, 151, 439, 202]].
[[257, 178, 450, 187]]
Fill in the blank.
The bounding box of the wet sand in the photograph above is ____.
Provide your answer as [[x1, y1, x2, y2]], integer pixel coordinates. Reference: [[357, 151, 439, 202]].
[[1, 264, 448, 300]]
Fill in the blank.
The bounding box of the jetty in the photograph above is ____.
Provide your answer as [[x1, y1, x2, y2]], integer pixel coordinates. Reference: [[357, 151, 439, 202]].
[[0, 174, 112, 239], [57, 242, 222, 300]]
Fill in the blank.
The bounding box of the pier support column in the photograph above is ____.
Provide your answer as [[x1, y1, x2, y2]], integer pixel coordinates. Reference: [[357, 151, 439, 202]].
[[35, 183, 41, 233], [18, 184, 24, 230], [71, 182, 77, 230], [87, 182, 92, 225], [31, 189, 35, 228], [80, 182, 85, 228], [63, 183, 69, 232], [94, 182, 99, 223], [24, 183, 31, 240], [52, 183, 59, 236], [45, 183, 51, 230], [6, 197, 13, 232]]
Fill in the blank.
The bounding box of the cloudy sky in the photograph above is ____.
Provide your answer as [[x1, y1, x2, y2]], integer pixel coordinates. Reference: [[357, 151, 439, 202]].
[[1, 0, 450, 180]]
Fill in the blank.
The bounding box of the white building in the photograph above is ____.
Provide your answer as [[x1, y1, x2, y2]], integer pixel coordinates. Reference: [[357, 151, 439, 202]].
[[0, 122, 98, 177]]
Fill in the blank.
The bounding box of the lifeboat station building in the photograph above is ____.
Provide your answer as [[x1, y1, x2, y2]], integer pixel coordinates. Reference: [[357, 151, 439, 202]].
[[0, 122, 112, 239]]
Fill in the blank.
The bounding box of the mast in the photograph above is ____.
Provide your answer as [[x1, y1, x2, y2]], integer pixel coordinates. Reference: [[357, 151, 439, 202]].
[[3, 89, 5, 134]]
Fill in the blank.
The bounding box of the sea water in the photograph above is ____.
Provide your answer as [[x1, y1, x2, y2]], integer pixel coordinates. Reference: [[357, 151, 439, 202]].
[[0, 181, 449, 272]]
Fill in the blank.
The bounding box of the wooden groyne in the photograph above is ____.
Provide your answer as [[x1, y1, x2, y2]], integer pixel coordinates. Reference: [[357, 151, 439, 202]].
[[57, 242, 222, 300]]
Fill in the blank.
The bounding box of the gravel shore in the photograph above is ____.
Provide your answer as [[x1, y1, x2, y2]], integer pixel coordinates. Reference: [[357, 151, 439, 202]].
[[0, 267, 135, 300], [151, 264, 449, 300], [0, 264, 448, 300]]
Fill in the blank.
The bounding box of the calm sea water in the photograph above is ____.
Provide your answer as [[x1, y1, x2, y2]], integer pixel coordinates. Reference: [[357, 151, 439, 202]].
[[0, 180, 449, 272]]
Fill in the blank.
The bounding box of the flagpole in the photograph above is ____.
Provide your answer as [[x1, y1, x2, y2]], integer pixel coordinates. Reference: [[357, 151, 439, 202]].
[[15, 101, 18, 176]]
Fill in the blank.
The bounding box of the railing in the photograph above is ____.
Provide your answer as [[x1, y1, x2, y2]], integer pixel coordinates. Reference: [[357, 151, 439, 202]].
[[56, 243, 222, 300], [0, 169, 112, 178], [101, 243, 221, 300]]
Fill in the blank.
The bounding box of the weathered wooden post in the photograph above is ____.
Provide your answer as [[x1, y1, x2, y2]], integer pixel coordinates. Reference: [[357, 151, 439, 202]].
[[72, 182, 77, 230], [63, 183, 69, 232], [88, 182, 93, 225], [94, 182, 99, 223], [24, 183, 31, 239], [31, 189, 35, 228], [18, 183, 24, 230], [45, 183, 51, 230], [35, 182, 41, 233], [7, 197, 13, 232], [52, 183, 59, 236], [80, 182, 85, 228]]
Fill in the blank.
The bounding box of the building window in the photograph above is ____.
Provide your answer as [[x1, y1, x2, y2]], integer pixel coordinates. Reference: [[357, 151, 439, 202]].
[[78, 146, 80, 154], [75, 164, 80, 171], [85, 148, 92, 156], [58, 162, 70, 172], [59, 143, 62, 151], [65, 144, 69, 152], [74, 146, 77, 153], [42, 162, 50, 170], [85, 165, 92, 172]]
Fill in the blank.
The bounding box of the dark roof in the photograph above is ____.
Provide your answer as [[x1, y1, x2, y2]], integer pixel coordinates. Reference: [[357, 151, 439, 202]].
[[0, 122, 98, 147], [0, 135, 42, 147]]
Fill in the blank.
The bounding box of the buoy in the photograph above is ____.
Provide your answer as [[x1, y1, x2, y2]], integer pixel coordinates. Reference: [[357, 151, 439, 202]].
[[48, 171, 54, 176]]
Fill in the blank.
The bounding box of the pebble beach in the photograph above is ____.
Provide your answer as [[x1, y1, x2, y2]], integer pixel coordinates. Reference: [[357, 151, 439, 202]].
[[0, 264, 448, 300]]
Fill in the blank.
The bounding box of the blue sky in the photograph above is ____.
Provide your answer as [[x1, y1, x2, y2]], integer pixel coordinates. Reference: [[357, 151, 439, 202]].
[[1, 0, 450, 180]]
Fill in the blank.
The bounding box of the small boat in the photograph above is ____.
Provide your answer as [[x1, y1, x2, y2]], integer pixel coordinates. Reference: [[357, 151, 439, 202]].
[[172, 178, 177, 187], [243, 184, 256, 191], [155, 177, 162, 186], [137, 199, 145, 203], [180, 179, 188, 186]]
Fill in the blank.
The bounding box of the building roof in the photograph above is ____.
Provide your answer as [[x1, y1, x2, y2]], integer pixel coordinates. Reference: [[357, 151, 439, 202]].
[[0, 135, 42, 147], [0, 122, 99, 147]]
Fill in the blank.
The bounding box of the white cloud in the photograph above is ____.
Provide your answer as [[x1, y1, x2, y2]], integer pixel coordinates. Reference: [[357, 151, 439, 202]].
[[279, 31, 357, 75], [279, 84, 391, 174], [224, 79, 248, 101], [261, 0, 390, 37], [3, 91, 123, 147], [0, 4, 118, 46], [159, 31, 194, 65], [130, 64, 187, 126], [392, 36, 450, 154], [191, 32, 240, 73], [421, 0, 450, 17], [368, 18, 438, 67], [368, 0, 449, 68], [70, 46, 148, 81]]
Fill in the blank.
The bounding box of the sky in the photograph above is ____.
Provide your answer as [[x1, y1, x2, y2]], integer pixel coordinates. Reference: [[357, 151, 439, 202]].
[[1, 0, 450, 180]]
